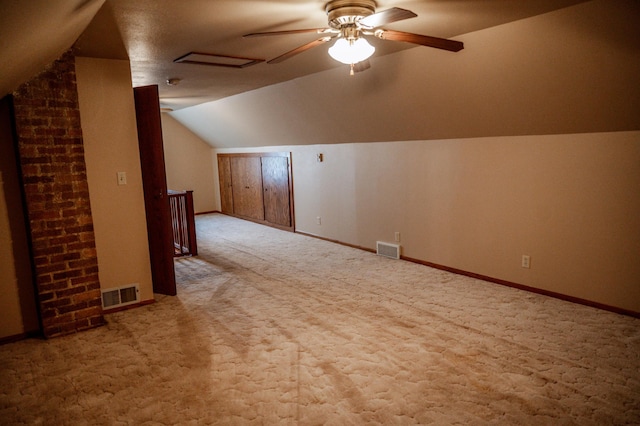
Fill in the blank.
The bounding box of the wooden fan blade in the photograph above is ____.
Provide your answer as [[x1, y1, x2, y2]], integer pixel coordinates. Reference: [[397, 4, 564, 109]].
[[359, 7, 417, 29], [353, 60, 371, 73], [375, 29, 463, 52], [244, 28, 332, 38], [267, 36, 334, 64]]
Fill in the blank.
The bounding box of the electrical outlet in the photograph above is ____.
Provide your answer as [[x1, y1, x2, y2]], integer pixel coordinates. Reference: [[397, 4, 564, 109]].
[[522, 255, 531, 269], [394, 232, 401, 242], [316, 216, 321, 225]]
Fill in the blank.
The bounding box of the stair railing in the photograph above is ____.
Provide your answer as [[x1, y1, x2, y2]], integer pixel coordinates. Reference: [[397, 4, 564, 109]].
[[168, 190, 197, 257]]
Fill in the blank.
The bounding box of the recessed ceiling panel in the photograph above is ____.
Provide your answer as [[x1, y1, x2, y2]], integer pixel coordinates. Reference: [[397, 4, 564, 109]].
[[174, 52, 264, 68]]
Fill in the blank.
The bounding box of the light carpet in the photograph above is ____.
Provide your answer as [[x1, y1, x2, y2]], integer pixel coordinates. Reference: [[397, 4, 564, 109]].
[[1, 213, 639, 425]]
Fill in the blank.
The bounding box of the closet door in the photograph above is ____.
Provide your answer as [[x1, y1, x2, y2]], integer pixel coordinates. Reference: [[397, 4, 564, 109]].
[[262, 156, 292, 227], [230, 156, 264, 221], [217, 155, 233, 214]]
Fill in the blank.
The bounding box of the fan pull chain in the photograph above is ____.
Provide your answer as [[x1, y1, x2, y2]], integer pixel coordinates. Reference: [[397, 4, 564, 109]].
[[350, 63, 354, 76]]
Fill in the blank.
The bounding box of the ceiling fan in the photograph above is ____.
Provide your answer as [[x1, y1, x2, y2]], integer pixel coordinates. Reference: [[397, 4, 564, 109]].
[[244, 0, 464, 74]]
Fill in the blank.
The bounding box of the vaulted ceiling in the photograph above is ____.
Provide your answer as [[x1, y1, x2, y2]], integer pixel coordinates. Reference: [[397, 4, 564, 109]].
[[2, 0, 590, 110]]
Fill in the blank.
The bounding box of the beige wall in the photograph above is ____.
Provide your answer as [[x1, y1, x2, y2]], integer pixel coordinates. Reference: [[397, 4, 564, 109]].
[[75, 57, 154, 303], [161, 113, 217, 214], [196, 1, 640, 314], [215, 131, 640, 313], [0, 98, 39, 339], [0, 173, 21, 337]]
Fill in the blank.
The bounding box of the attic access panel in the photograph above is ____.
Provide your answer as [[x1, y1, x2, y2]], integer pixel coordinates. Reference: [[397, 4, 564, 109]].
[[174, 52, 264, 68]]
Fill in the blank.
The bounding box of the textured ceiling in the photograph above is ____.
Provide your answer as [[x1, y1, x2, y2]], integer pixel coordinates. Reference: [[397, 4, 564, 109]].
[[0, 0, 105, 98], [2, 0, 589, 110]]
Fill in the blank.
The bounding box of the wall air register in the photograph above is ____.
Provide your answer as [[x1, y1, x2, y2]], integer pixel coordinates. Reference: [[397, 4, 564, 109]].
[[101, 284, 140, 309], [376, 241, 401, 260]]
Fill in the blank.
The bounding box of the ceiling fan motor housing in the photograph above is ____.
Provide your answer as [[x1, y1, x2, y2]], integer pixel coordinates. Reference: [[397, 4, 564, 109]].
[[326, 0, 376, 28]]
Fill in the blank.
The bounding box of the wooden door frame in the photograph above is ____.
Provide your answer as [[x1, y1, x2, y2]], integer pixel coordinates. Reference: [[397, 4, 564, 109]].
[[133, 85, 177, 296], [0, 95, 43, 338]]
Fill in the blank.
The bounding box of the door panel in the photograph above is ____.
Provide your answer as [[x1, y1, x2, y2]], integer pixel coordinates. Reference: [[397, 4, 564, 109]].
[[133, 85, 176, 296], [230, 156, 264, 221], [218, 156, 233, 214], [217, 152, 294, 231], [261, 156, 291, 227]]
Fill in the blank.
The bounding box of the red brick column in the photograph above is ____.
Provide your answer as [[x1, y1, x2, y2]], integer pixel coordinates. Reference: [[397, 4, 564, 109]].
[[12, 50, 105, 338]]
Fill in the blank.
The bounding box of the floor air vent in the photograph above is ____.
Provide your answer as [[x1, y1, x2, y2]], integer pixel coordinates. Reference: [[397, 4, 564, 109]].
[[102, 284, 139, 309], [376, 242, 401, 260]]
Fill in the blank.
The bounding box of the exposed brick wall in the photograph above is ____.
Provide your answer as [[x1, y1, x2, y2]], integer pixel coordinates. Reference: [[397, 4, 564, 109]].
[[12, 50, 105, 338]]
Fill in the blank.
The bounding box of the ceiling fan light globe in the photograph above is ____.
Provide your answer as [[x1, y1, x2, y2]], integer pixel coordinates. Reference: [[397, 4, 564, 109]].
[[353, 37, 375, 62], [328, 37, 375, 65]]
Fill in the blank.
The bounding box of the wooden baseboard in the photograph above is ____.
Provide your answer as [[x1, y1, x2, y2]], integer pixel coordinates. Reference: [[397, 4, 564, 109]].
[[400, 255, 640, 319], [102, 299, 155, 315], [296, 231, 640, 319], [296, 231, 376, 254], [2, 299, 158, 344], [195, 210, 220, 215], [222, 212, 295, 233], [0, 329, 43, 346]]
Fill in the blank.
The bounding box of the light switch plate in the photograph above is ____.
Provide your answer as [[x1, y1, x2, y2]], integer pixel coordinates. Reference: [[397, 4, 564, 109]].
[[117, 171, 127, 185]]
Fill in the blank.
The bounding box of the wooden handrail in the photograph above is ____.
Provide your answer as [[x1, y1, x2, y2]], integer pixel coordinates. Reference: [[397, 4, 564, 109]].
[[168, 190, 198, 257]]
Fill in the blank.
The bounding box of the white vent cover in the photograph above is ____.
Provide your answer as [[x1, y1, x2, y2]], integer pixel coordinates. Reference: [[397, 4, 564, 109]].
[[102, 284, 139, 309], [376, 241, 401, 260]]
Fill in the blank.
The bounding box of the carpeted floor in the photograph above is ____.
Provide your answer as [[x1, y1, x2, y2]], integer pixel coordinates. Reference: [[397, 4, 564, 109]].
[[1, 213, 639, 425]]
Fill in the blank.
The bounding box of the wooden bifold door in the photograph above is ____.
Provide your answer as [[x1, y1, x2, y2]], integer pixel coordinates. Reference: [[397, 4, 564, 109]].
[[218, 152, 294, 231]]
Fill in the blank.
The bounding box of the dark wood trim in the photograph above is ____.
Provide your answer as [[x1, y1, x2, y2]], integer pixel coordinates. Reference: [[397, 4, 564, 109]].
[[102, 299, 156, 315], [217, 152, 289, 158], [401, 255, 640, 319], [221, 212, 293, 233], [296, 231, 640, 319], [286, 155, 295, 233], [3, 299, 159, 342], [195, 210, 220, 215], [217, 152, 295, 232], [134, 85, 177, 296], [0, 329, 43, 346], [296, 231, 376, 254], [184, 191, 197, 256], [168, 190, 198, 257]]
